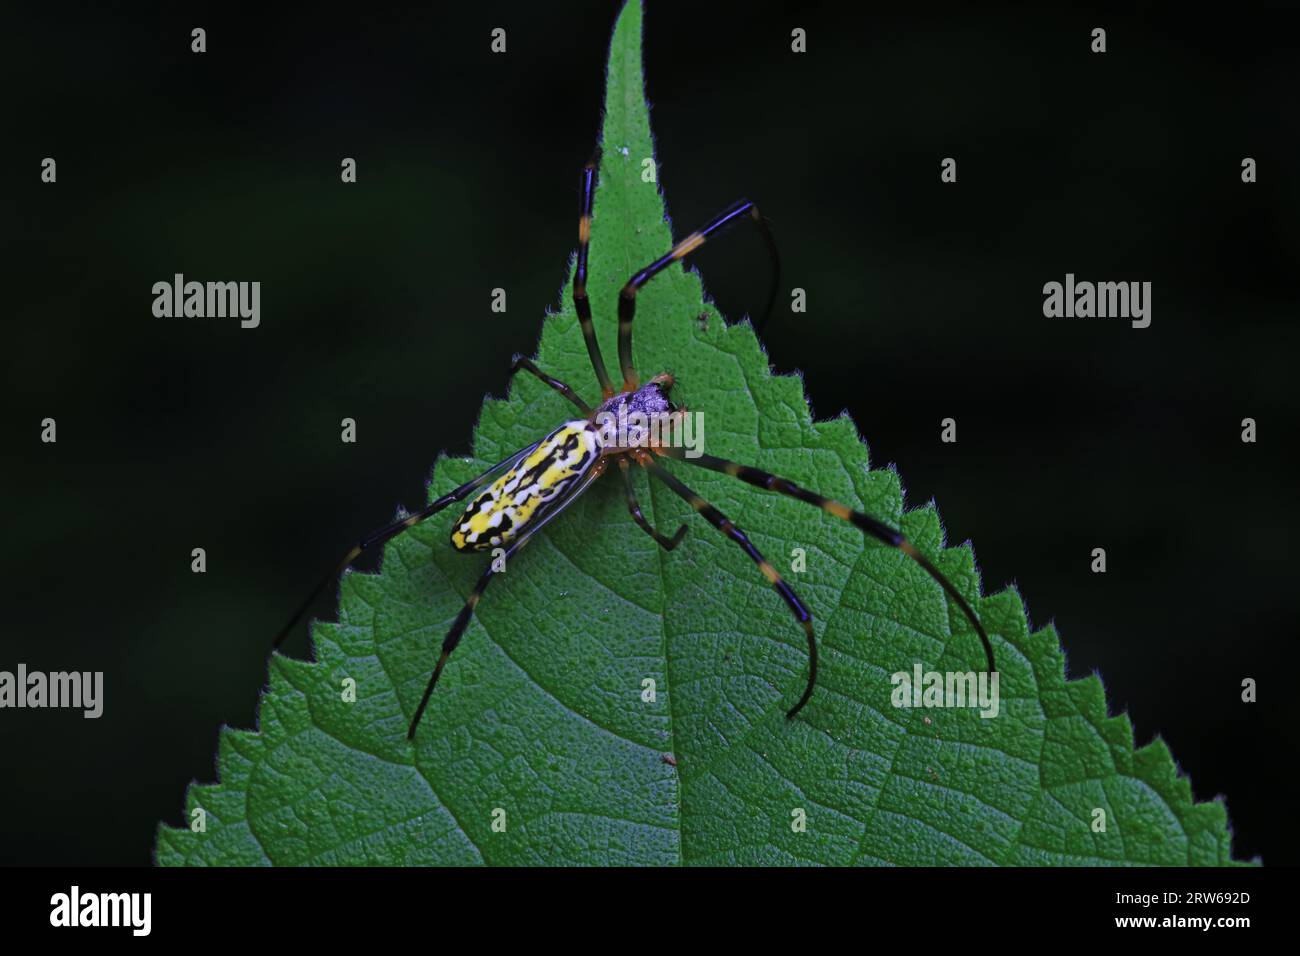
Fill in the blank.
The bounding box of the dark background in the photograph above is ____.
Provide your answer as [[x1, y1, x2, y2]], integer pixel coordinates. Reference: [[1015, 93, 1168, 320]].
[[3, 1, 1296, 865]]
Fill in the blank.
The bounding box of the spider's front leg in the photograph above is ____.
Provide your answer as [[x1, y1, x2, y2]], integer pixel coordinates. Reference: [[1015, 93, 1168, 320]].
[[616, 199, 779, 389], [573, 160, 616, 398]]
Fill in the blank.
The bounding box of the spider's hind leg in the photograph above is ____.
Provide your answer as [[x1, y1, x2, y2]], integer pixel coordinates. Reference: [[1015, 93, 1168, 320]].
[[407, 458, 610, 739], [653, 447, 996, 674], [639, 455, 817, 718], [618, 456, 686, 550], [272, 439, 543, 653], [407, 539, 522, 739]]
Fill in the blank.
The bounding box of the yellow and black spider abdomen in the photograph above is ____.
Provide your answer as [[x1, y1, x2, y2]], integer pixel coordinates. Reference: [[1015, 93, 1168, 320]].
[[450, 421, 601, 552]]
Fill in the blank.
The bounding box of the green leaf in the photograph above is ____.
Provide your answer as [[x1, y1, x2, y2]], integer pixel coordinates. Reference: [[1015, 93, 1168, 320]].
[[157, 1, 1246, 867]]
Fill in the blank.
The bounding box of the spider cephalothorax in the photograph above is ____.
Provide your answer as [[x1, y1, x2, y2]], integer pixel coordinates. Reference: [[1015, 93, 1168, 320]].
[[595, 372, 675, 425], [274, 157, 996, 741], [592, 372, 676, 451]]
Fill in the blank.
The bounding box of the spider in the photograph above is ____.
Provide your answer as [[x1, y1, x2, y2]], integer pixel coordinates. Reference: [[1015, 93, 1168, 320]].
[[273, 159, 997, 740]]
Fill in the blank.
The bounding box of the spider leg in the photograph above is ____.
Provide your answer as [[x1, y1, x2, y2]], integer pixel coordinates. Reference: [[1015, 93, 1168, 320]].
[[639, 455, 817, 719], [573, 159, 616, 399], [408, 458, 608, 738], [407, 533, 528, 739], [272, 439, 542, 651], [618, 456, 686, 550], [618, 199, 780, 389], [653, 447, 996, 674], [509, 354, 592, 415]]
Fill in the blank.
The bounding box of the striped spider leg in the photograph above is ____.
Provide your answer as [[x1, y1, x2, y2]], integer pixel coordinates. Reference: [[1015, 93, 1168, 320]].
[[634, 450, 819, 717], [408, 454, 609, 738], [617, 197, 780, 389], [277, 152, 978, 738], [649, 445, 997, 678], [573, 159, 615, 399], [271, 437, 543, 652]]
